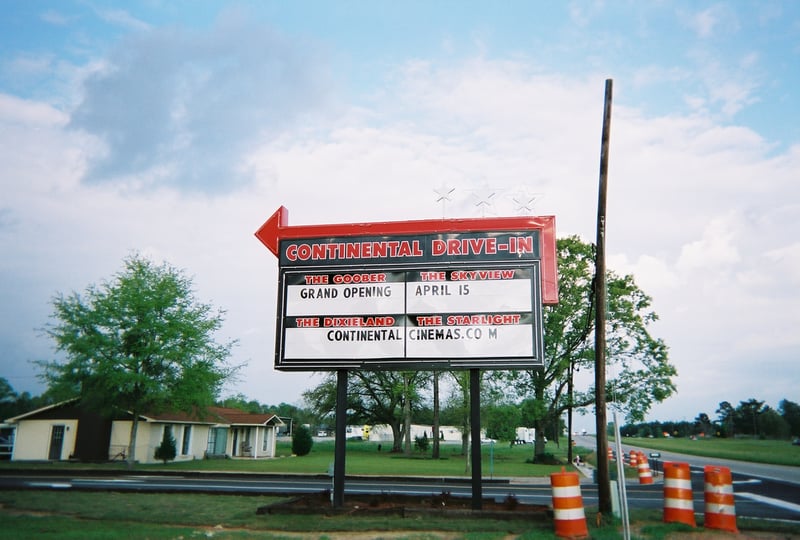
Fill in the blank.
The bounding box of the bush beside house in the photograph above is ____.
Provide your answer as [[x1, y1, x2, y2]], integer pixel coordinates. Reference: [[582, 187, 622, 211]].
[[154, 431, 177, 463], [292, 425, 313, 456]]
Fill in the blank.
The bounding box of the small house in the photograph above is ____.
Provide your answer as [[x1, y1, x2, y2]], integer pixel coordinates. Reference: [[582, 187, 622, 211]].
[[4, 399, 283, 463]]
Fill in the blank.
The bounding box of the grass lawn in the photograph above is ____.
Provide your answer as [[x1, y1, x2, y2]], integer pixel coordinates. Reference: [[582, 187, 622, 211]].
[[617, 436, 800, 467], [2, 435, 797, 475], [156, 439, 585, 477], [1, 438, 799, 538], [0, 490, 796, 539], [0, 490, 568, 539], [0, 439, 593, 478]]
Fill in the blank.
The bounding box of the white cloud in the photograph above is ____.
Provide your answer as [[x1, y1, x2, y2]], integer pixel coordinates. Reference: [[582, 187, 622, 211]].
[[631, 65, 688, 89], [68, 13, 335, 193], [684, 5, 739, 39], [40, 9, 76, 26], [688, 8, 719, 38], [4, 53, 55, 79], [764, 241, 800, 285], [2, 5, 799, 424], [0, 93, 67, 126], [676, 214, 741, 272], [94, 8, 151, 32], [608, 253, 680, 293]]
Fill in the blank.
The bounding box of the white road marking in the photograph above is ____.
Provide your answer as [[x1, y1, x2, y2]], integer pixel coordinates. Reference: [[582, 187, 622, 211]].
[[738, 492, 800, 514]]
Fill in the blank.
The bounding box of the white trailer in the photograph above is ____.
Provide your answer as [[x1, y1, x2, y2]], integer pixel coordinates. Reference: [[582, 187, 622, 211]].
[[514, 427, 536, 444]]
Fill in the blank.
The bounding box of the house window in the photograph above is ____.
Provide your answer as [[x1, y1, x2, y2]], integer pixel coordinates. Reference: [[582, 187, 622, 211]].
[[262, 429, 268, 452], [181, 425, 191, 455], [206, 427, 227, 455], [207, 428, 217, 454]]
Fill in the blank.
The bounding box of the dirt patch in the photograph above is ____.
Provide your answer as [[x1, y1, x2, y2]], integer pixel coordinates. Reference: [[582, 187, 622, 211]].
[[257, 490, 551, 521]]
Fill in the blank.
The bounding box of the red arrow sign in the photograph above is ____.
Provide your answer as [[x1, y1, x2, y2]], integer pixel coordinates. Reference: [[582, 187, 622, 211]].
[[255, 206, 558, 304]]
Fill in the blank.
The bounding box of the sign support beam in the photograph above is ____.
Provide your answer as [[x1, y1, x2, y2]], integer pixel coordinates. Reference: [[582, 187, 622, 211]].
[[333, 369, 347, 508], [470, 368, 482, 510]]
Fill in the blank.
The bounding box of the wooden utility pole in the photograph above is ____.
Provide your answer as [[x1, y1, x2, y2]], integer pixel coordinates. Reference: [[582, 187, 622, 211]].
[[595, 78, 613, 515]]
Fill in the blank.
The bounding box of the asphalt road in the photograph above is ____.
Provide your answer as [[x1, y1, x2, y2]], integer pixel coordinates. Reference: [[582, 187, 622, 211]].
[[575, 434, 800, 523], [0, 436, 797, 524], [1, 466, 798, 523]]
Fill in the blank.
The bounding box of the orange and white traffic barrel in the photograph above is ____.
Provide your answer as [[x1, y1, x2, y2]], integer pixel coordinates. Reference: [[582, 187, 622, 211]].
[[704, 465, 738, 533], [550, 468, 589, 539], [637, 452, 654, 484], [663, 461, 696, 527], [607, 446, 614, 461], [629, 450, 638, 468]]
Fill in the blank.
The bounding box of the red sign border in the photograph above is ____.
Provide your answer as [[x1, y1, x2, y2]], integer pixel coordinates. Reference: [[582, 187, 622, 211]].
[[255, 206, 558, 304]]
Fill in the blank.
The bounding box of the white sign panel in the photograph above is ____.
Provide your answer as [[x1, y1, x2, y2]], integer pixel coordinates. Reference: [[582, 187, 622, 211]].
[[276, 262, 544, 370]]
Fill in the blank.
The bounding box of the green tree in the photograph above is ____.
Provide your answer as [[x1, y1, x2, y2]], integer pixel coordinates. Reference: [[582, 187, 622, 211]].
[[450, 371, 472, 458], [218, 393, 267, 414], [292, 424, 314, 456], [0, 378, 18, 421], [0, 384, 53, 423], [496, 236, 676, 460], [484, 403, 522, 441], [779, 399, 800, 437], [154, 428, 177, 463], [38, 255, 237, 466], [759, 408, 790, 439], [303, 370, 426, 452], [414, 432, 430, 453], [736, 399, 767, 437], [0, 377, 15, 405], [693, 412, 715, 436], [716, 401, 736, 437]]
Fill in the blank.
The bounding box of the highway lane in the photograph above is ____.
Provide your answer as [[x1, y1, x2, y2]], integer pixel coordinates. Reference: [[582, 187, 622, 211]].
[[576, 434, 800, 522], [0, 473, 549, 501], [1, 469, 798, 522]]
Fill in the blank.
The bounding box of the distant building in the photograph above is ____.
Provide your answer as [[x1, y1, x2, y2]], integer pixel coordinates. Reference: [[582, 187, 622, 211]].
[[365, 424, 483, 443]]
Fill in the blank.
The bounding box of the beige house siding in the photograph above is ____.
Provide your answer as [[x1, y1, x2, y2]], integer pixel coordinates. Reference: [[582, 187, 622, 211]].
[[12, 419, 78, 460], [229, 425, 278, 458], [109, 420, 155, 462], [108, 421, 279, 463], [8, 401, 283, 463], [176, 423, 213, 460], [109, 421, 216, 463]]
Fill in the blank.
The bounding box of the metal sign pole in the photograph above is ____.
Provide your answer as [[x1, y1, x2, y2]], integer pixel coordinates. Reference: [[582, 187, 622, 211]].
[[333, 369, 348, 508], [470, 368, 483, 509], [613, 410, 631, 540]]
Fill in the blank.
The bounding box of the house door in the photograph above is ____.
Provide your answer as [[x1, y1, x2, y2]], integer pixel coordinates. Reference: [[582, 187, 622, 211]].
[[213, 428, 227, 455], [49, 425, 65, 460]]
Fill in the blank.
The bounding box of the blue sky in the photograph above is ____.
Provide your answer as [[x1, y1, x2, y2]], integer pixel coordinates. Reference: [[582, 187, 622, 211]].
[[1, 1, 798, 426]]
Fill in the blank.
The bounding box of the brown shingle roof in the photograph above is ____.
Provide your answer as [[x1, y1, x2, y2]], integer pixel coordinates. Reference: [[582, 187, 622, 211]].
[[7, 399, 283, 428], [143, 406, 283, 427], [207, 407, 282, 426]]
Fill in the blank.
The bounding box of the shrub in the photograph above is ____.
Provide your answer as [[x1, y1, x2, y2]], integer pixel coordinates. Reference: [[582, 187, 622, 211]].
[[292, 425, 314, 456], [154, 431, 177, 464], [414, 433, 430, 453]]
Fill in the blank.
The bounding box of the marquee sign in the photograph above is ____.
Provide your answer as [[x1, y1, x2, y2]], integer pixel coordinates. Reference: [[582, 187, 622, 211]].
[[256, 206, 557, 371]]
